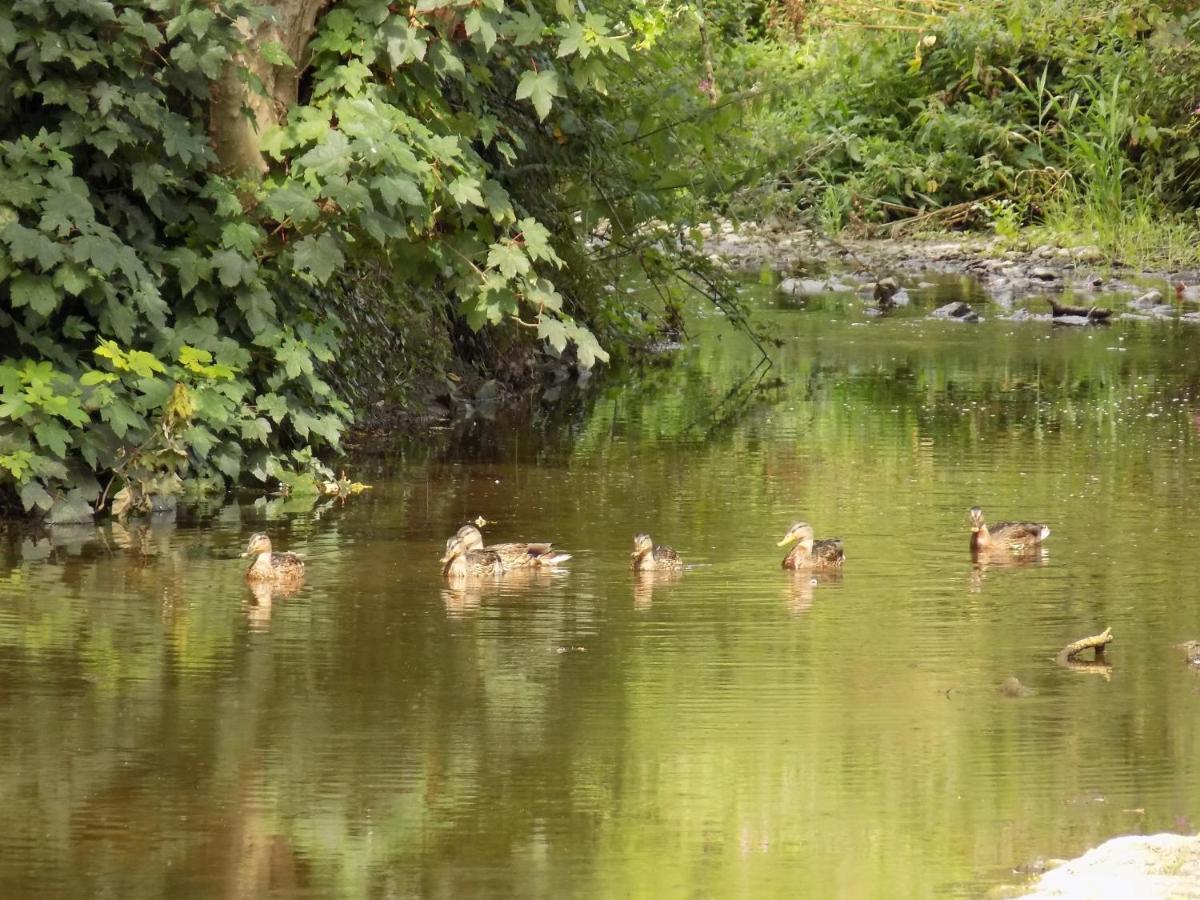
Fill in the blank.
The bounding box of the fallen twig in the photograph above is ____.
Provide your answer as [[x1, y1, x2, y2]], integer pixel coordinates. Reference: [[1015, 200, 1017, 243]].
[[1057, 627, 1113, 665]]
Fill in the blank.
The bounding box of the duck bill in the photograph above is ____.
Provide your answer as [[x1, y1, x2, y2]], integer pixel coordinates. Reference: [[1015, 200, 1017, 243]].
[[776, 535, 794, 547]]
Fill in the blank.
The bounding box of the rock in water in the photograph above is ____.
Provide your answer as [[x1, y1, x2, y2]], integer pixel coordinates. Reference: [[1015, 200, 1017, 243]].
[[999, 676, 1033, 698], [932, 301, 980, 323]]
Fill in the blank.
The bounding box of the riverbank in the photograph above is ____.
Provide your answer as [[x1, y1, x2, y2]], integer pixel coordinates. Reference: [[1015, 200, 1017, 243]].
[[699, 220, 1200, 316]]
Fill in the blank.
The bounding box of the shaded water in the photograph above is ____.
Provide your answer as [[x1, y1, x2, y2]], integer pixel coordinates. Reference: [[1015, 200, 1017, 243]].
[[3, 280, 1200, 897]]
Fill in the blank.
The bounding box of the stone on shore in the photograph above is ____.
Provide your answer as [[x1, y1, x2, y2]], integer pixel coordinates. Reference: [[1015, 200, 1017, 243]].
[[1022, 833, 1200, 899]]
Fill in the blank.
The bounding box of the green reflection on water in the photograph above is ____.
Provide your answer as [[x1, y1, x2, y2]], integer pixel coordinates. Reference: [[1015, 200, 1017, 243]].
[[2, 282, 1200, 898]]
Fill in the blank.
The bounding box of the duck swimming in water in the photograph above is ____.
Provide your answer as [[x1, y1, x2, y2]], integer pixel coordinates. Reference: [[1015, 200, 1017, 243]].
[[777, 521, 844, 570], [631, 533, 683, 572], [969, 507, 1050, 553], [441, 534, 505, 577], [452, 524, 571, 569], [242, 533, 305, 584]]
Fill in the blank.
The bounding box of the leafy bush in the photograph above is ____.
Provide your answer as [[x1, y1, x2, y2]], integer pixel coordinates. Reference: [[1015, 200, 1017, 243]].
[[718, 1, 1200, 239], [1, 0, 740, 519]]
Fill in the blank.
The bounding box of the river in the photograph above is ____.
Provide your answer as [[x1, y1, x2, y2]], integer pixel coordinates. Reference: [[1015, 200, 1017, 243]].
[[2, 277, 1199, 897]]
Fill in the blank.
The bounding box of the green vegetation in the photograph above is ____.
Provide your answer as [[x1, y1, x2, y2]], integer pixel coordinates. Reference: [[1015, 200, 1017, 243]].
[[716, 1, 1200, 261], [0, 0, 746, 518], [6, 0, 1200, 519]]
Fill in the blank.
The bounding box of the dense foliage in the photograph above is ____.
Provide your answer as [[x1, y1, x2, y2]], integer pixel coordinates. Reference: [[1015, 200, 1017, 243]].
[[719, 1, 1200, 246], [0, 0, 741, 519]]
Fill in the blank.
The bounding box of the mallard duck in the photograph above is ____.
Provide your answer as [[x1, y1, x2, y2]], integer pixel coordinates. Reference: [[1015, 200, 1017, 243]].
[[777, 521, 844, 570], [441, 534, 505, 577], [631, 533, 682, 572], [242, 533, 305, 583], [969, 507, 1050, 553], [453, 524, 571, 568]]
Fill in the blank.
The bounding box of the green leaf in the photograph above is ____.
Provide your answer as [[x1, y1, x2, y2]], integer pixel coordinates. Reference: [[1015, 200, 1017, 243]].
[[263, 185, 320, 223], [164, 248, 204, 296], [297, 130, 351, 177], [259, 40, 294, 67], [80, 370, 118, 386], [557, 20, 586, 58], [293, 233, 345, 284], [54, 263, 91, 296], [517, 217, 562, 265], [464, 9, 497, 51], [537, 315, 569, 352], [508, 10, 545, 46], [211, 249, 256, 287], [221, 222, 262, 256], [41, 187, 94, 236], [486, 241, 530, 279], [515, 69, 562, 121], [10, 274, 60, 316], [72, 233, 120, 274], [481, 180, 514, 223], [2, 222, 63, 270], [448, 175, 485, 207], [34, 421, 71, 458], [570, 321, 610, 368], [384, 21, 428, 67], [101, 399, 143, 439], [528, 278, 563, 312], [375, 175, 423, 208], [19, 480, 53, 513]]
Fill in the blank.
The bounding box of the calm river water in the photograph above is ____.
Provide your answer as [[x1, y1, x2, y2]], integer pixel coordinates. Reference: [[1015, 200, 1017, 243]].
[[2, 279, 1200, 897]]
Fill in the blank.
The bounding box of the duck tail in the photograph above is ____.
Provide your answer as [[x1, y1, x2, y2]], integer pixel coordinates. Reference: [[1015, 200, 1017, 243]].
[[1039, 526, 1051, 541]]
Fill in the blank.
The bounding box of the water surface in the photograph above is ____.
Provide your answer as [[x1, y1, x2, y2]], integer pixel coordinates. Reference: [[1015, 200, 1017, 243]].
[[3, 280, 1200, 897]]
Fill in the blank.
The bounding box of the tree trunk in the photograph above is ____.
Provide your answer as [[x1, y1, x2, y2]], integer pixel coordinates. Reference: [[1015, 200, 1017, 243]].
[[209, 0, 331, 177]]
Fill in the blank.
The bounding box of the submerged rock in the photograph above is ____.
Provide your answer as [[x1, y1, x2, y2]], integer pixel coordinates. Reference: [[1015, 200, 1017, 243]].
[[779, 277, 829, 296], [1129, 289, 1164, 311], [999, 676, 1033, 698], [932, 301, 980, 322]]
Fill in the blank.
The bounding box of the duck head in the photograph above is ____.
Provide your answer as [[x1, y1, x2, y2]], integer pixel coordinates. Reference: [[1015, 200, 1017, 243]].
[[776, 522, 814, 551], [241, 533, 272, 558]]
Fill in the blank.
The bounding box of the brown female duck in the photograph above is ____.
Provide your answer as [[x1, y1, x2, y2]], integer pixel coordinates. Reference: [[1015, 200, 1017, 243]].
[[441, 534, 505, 577], [969, 507, 1050, 553], [453, 524, 571, 569], [631, 533, 683, 572], [777, 521, 844, 570], [242, 533, 305, 584]]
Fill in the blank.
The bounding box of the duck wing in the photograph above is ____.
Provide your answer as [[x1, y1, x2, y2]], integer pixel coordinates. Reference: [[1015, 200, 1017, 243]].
[[271, 551, 305, 571], [813, 539, 845, 565], [653, 544, 682, 567], [467, 549, 506, 575], [990, 522, 1050, 545], [488, 541, 570, 568]]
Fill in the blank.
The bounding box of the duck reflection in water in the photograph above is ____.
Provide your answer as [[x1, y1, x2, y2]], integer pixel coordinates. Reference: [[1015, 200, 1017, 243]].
[[784, 570, 842, 616], [244, 578, 303, 630], [441, 567, 553, 617], [632, 568, 682, 609], [969, 546, 1048, 592]]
